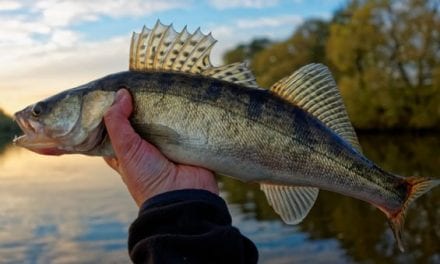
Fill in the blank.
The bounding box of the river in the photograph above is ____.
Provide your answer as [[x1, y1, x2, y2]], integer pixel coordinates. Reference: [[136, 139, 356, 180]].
[[0, 133, 438, 263]]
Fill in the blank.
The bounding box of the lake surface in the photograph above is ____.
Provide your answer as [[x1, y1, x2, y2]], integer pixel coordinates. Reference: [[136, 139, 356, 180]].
[[0, 133, 438, 263]]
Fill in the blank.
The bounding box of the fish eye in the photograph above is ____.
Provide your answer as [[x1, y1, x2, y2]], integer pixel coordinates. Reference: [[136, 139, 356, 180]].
[[31, 102, 45, 117]]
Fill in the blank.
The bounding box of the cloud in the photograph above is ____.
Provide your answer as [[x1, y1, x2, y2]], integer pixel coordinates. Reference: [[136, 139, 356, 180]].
[[0, 34, 128, 114], [0, 2, 301, 115], [0, 0, 22, 11], [0, 1, 189, 115], [33, 0, 187, 27], [0, 0, 187, 50], [0, 36, 128, 89], [237, 15, 303, 29], [209, 0, 280, 9], [0, 0, 189, 64]]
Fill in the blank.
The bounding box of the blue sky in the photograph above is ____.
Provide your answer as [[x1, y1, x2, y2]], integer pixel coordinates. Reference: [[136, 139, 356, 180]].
[[69, 0, 341, 42], [0, 0, 345, 115]]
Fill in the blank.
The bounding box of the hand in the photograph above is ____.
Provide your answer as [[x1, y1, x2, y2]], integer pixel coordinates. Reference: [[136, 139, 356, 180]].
[[103, 89, 219, 206]]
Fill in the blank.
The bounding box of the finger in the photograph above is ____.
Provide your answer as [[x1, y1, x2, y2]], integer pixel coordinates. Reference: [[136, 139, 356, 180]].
[[103, 89, 167, 162], [104, 89, 143, 158], [103, 156, 119, 171]]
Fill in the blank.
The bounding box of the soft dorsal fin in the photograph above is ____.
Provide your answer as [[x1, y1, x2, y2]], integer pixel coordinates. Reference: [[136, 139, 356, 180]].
[[260, 184, 319, 224], [270, 63, 362, 152], [129, 20, 258, 88]]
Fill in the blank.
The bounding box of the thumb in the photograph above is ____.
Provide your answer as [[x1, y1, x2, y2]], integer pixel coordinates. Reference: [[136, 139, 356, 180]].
[[104, 89, 142, 158]]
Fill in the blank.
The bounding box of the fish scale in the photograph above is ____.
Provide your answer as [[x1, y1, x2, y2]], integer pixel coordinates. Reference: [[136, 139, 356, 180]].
[[13, 21, 439, 252]]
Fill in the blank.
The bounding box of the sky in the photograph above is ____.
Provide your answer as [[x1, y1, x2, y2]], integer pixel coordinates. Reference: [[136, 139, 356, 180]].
[[0, 0, 344, 115]]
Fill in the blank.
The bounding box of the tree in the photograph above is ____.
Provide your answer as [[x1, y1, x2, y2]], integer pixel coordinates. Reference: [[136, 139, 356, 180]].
[[327, 0, 440, 129], [221, 0, 440, 129], [251, 19, 331, 87]]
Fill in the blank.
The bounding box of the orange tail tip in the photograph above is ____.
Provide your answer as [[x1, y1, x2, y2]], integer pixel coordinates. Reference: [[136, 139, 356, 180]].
[[388, 177, 440, 252]]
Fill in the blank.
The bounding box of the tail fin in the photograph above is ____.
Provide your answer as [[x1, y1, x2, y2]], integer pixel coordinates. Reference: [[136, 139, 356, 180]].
[[388, 177, 439, 252]]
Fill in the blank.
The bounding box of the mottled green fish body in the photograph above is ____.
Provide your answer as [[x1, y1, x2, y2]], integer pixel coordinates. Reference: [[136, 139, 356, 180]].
[[92, 70, 404, 211]]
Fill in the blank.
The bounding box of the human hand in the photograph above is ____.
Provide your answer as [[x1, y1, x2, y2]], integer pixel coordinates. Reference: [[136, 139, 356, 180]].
[[103, 89, 219, 206]]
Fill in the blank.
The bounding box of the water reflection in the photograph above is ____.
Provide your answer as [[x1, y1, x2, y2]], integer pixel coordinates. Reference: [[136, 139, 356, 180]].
[[0, 145, 137, 263], [0, 133, 438, 263]]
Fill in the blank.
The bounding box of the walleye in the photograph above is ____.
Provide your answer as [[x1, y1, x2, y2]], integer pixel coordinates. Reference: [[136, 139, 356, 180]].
[[14, 21, 438, 251]]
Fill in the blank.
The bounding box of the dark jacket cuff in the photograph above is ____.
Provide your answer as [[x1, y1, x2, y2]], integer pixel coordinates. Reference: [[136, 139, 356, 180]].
[[128, 189, 258, 264]]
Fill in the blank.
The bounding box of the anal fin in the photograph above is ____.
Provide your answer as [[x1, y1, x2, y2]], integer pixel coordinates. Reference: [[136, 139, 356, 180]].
[[260, 184, 319, 224]]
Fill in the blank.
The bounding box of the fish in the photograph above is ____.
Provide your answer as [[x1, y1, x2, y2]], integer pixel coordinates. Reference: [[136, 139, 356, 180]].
[[13, 21, 439, 252]]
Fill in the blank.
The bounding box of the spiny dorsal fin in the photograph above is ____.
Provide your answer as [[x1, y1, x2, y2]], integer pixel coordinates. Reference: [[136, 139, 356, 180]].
[[129, 21, 258, 88], [130, 20, 216, 73], [260, 184, 319, 224], [271, 63, 362, 152]]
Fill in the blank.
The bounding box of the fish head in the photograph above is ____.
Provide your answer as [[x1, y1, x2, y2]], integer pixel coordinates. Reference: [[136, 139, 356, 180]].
[[13, 83, 116, 155]]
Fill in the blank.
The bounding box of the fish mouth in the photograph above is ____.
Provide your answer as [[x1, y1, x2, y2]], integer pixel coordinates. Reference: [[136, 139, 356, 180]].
[[13, 114, 62, 155]]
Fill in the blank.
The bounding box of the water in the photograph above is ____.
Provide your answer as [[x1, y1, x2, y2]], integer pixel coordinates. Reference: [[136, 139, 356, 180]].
[[0, 133, 438, 263]]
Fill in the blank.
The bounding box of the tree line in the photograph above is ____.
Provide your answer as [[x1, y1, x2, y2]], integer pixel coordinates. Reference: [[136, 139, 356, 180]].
[[223, 0, 440, 130], [0, 109, 20, 152], [0, 109, 19, 135]]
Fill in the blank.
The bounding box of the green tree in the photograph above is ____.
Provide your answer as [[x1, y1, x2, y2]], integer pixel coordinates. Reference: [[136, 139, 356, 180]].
[[222, 0, 440, 130], [0, 109, 19, 135], [327, 0, 440, 129], [251, 19, 331, 88], [0, 108, 19, 153]]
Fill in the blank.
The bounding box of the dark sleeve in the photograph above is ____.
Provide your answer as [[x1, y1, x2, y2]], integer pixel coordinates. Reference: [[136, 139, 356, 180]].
[[128, 189, 258, 264]]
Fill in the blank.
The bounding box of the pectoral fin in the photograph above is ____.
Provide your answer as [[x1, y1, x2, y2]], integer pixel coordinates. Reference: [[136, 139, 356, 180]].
[[260, 184, 319, 224]]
